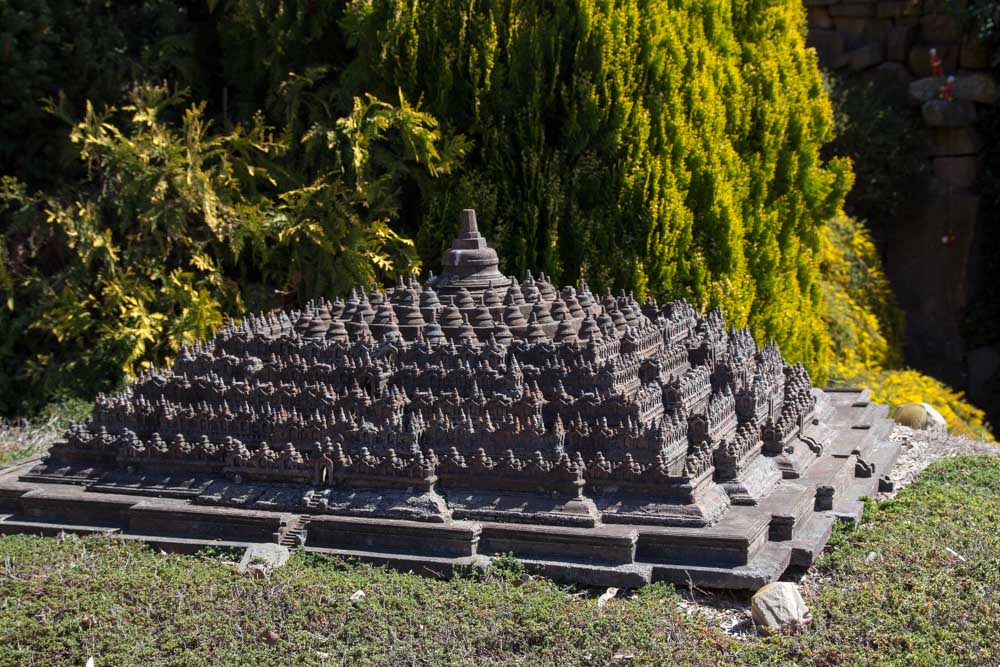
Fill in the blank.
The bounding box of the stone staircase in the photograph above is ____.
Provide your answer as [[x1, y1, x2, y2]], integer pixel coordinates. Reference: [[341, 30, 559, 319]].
[[279, 515, 311, 548]]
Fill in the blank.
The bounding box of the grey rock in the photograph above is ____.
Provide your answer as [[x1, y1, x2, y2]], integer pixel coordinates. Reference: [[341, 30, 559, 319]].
[[952, 73, 997, 105], [912, 73, 997, 106], [238, 543, 290, 574], [751, 582, 812, 635], [922, 100, 977, 127], [893, 403, 947, 433], [909, 76, 946, 106]]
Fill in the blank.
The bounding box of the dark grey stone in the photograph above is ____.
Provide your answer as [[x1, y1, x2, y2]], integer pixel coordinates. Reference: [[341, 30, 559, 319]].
[[0, 211, 901, 589]]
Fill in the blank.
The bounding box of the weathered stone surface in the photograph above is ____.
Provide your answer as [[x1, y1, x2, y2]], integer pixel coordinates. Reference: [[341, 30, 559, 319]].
[[808, 29, 848, 68], [887, 24, 918, 61], [835, 17, 891, 49], [953, 73, 998, 104], [911, 72, 997, 107], [960, 35, 991, 69], [923, 0, 962, 11], [909, 43, 958, 77], [865, 62, 913, 106], [920, 14, 962, 43], [925, 127, 983, 156], [922, 100, 977, 127], [238, 543, 290, 574], [909, 75, 946, 106], [877, 0, 922, 17], [807, 6, 834, 29], [884, 177, 980, 387], [831, 2, 876, 17], [933, 155, 979, 188], [847, 42, 885, 70], [751, 582, 811, 635]]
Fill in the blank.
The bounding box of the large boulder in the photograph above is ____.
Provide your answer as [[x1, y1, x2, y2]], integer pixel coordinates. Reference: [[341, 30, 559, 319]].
[[751, 582, 812, 635]]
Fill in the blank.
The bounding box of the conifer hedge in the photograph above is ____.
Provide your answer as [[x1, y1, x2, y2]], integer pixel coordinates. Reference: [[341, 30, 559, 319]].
[[333, 0, 852, 375]]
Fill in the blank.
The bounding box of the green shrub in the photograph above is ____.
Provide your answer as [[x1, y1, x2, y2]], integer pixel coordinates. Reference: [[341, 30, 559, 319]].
[[0, 83, 463, 415]]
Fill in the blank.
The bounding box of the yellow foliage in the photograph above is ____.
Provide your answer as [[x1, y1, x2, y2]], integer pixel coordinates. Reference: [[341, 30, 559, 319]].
[[831, 364, 994, 442], [819, 214, 994, 442]]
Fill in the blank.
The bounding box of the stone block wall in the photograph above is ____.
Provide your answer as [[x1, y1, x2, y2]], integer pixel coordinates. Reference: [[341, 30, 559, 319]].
[[806, 0, 996, 416]]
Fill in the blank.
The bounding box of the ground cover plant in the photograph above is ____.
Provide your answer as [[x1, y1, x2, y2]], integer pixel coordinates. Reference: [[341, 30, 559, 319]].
[[1, 455, 997, 666]]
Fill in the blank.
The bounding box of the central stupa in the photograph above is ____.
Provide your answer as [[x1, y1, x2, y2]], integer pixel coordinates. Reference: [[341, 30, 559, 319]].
[[0, 209, 900, 588]]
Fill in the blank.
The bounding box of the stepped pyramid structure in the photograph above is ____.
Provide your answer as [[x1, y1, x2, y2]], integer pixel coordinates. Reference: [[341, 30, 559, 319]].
[[0, 210, 900, 588]]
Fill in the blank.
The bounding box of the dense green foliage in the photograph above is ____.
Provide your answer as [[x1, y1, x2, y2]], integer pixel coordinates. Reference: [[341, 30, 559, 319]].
[[336, 0, 852, 369], [2, 455, 999, 665], [0, 82, 461, 413]]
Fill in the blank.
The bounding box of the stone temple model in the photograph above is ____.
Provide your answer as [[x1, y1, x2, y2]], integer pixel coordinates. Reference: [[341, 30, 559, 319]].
[[0, 210, 900, 589]]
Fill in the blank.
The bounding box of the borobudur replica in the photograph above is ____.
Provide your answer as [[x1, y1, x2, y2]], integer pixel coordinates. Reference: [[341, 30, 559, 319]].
[[0, 210, 900, 588]]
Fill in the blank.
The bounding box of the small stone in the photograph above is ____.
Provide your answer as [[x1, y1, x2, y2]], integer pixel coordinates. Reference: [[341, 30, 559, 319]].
[[247, 563, 269, 579], [597, 587, 619, 608], [921, 403, 948, 431], [238, 543, 290, 575], [751, 582, 812, 635], [922, 100, 977, 127], [894, 403, 947, 432]]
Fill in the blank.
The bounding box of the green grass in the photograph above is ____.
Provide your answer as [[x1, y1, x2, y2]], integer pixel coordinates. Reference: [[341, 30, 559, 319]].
[[1, 456, 999, 666]]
